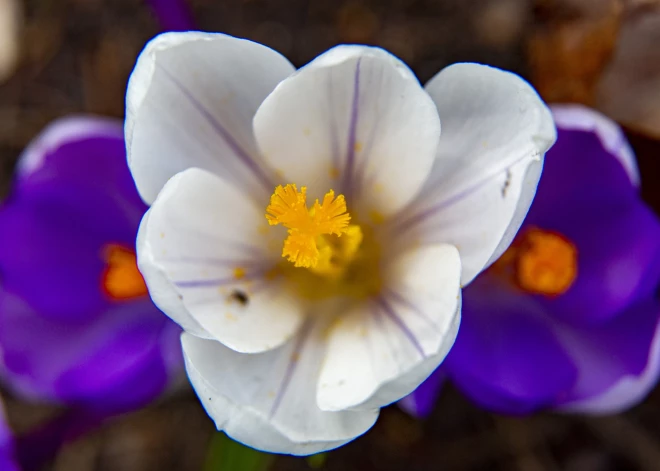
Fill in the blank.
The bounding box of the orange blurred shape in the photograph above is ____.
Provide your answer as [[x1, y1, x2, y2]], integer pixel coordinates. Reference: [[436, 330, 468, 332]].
[[527, 0, 623, 105]]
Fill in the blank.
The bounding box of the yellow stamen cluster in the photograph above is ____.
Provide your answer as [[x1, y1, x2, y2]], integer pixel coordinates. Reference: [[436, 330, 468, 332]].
[[266, 184, 352, 268]]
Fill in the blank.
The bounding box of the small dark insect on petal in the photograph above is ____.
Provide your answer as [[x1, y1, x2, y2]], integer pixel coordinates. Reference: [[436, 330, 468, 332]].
[[501, 169, 512, 197], [228, 290, 249, 306]]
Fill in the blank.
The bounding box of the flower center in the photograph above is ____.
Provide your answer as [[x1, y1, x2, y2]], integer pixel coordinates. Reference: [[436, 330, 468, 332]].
[[101, 244, 148, 300], [493, 227, 578, 297], [265, 184, 381, 299]]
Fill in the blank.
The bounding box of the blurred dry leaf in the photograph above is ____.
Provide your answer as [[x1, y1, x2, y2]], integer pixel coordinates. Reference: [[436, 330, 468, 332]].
[[596, 6, 660, 139], [0, 0, 21, 83], [528, 0, 660, 139], [528, 0, 623, 105], [82, 34, 135, 116]]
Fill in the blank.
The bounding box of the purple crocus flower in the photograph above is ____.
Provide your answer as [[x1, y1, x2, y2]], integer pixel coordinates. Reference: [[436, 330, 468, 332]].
[[0, 401, 18, 471], [0, 116, 182, 413], [404, 104, 660, 416]]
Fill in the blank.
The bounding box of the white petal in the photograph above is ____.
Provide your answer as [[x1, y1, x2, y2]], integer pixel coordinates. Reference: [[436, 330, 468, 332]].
[[391, 63, 556, 285], [551, 103, 640, 187], [139, 167, 304, 354], [253, 45, 440, 217], [126, 32, 295, 204], [317, 244, 461, 412], [182, 325, 379, 455], [137, 209, 210, 339]]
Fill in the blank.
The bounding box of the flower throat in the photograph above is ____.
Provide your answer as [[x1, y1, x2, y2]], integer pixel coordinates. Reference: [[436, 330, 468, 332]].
[[264, 184, 381, 299]]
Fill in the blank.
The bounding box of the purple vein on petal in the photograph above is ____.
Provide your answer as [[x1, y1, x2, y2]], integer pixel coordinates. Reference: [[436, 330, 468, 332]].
[[269, 321, 313, 419], [370, 301, 409, 368], [173, 272, 262, 288], [342, 59, 362, 198], [161, 256, 268, 269], [392, 153, 533, 237], [157, 65, 273, 191], [327, 75, 340, 171], [375, 297, 425, 358], [384, 289, 440, 332], [366, 303, 390, 367], [353, 65, 385, 201]]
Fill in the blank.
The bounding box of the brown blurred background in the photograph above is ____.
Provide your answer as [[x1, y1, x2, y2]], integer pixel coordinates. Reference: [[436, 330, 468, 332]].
[[1, 0, 660, 470]]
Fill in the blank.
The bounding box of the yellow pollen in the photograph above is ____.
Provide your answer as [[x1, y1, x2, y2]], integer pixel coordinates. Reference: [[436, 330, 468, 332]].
[[266, 184, 352, 268], [233, 267, 246, 279], [514, 228, 578, 296], [312, 225, 363, 278], [369, 210, 385, 225]]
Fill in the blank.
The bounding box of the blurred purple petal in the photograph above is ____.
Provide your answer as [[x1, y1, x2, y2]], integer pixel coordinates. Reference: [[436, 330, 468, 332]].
[[525, 107, 660, 324], [146, 0, 195, 32], [556, 298, 660, 412], [551, 104, 640, 186], [526, 127, 637, 216], [0, 401, 18, 471], [534, 200, 660, 325], [0, 119, 145, 321], [0, 116, 182, 412], [399, 369, 445, 418], [445, 277, 578, 414], [0, 196, 138, 322], [0, 293, 173, 411]]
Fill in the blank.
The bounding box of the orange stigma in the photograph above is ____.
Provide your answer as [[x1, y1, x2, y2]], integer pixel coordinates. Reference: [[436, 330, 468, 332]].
[[514, 228, 578, 296], [101, 245, 148, 300]]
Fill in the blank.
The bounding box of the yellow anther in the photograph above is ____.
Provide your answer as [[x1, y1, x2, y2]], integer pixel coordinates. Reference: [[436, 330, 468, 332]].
[[265, 184, 309, 227], [311, 190, 351, 235], [266, 184, 352, 268], [283, 231, 320, 268]]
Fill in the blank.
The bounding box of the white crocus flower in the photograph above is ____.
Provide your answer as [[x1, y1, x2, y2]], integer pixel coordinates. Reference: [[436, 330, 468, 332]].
[[126, 32, 556, 455]]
